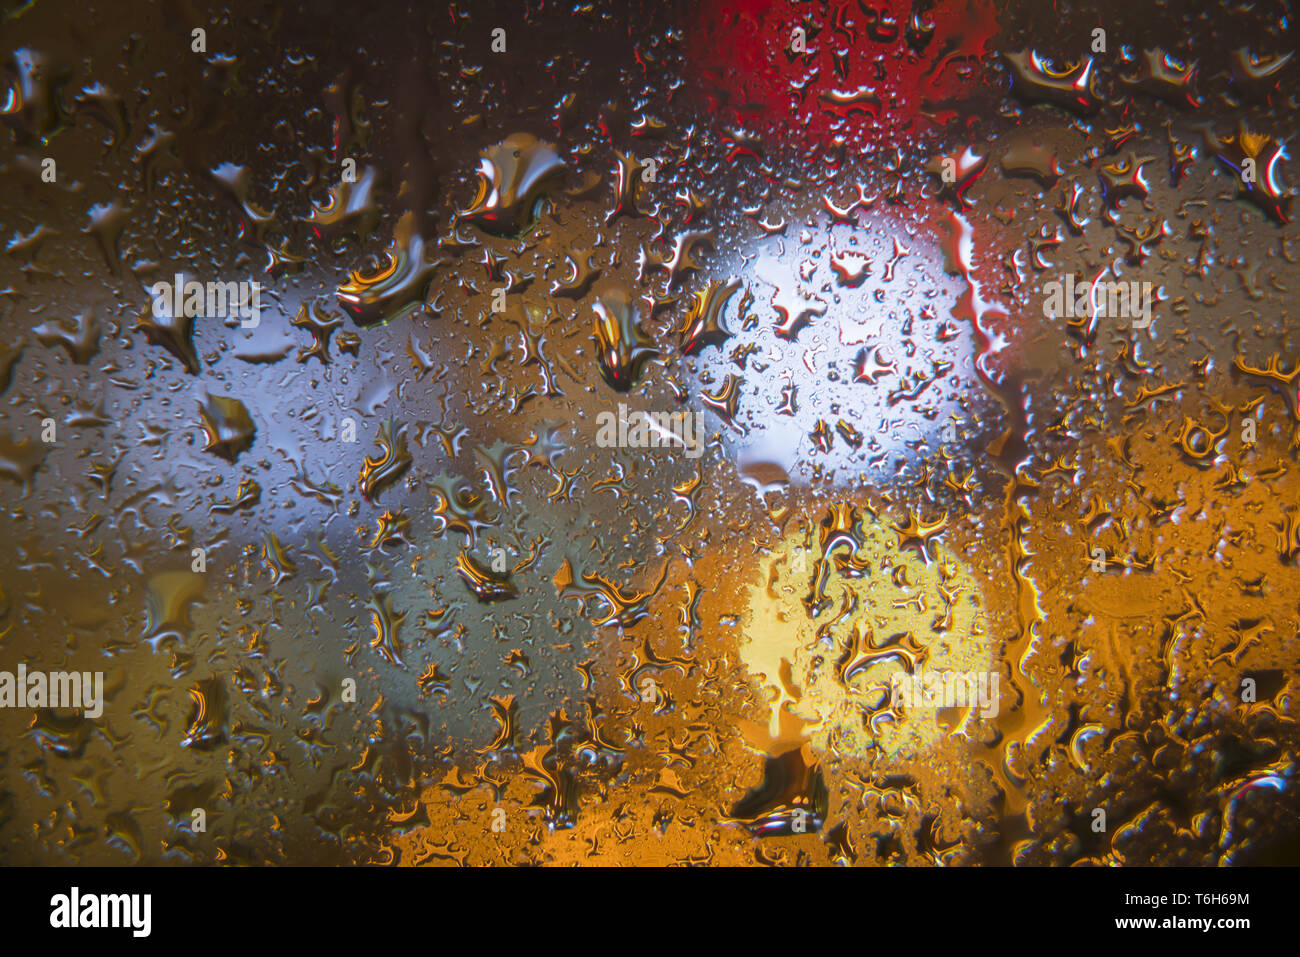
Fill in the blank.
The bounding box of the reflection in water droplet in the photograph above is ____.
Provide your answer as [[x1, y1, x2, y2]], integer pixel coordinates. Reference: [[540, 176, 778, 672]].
[[198, 394, 256, 462], [461, 133, 567, 236], [591, 284, 657, 392], [336, 213, 440, 326]]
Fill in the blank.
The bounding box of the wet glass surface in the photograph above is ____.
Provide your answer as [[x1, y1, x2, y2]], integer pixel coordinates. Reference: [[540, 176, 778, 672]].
[[0, 0, 1298, 865]]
